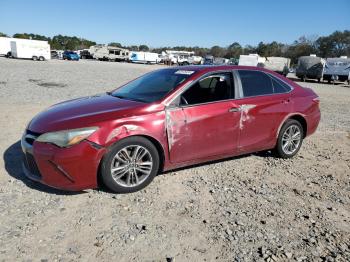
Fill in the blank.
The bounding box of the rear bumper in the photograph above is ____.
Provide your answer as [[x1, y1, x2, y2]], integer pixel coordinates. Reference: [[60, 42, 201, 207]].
[[305, 109, 321, 137], [21, 134, 106, 191]]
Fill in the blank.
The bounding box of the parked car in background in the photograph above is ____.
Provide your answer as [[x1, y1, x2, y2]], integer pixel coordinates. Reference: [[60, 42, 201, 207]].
[[323, 57, 350, 84], [187, 55, 203, 65], [296, 56, 325, 82], [51, 50, 64, 59], [79, 49, 93, 59], [204, 55, 229, 65], [10, 38, 50, 61], [22, 66, 320, 193], [161, 50, 196, 65], [63, 51, 80, 61]]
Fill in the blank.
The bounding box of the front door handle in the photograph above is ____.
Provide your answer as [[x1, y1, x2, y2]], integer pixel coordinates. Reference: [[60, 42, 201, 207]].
[[229, 107, 241, 112]]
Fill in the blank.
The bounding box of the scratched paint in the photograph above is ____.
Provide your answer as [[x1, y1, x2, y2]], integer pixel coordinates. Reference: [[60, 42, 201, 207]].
[[165, 109, 187, 151], [239, 104, 256, 129]]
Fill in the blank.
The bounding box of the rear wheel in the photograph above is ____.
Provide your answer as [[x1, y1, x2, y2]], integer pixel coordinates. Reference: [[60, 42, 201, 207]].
[[32, 56, 38, 61], [101, 136, 160, 193], [275, 119, 304, 158], [39, 56, 45, 61]]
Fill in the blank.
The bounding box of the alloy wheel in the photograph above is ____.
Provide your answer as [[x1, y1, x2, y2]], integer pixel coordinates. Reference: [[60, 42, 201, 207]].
[[281, 124, 302, 155], [110, 145, 153, 187]]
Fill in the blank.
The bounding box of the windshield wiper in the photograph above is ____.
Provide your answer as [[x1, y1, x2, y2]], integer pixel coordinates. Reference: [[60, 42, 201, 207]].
[[108, 92, 147, 103]]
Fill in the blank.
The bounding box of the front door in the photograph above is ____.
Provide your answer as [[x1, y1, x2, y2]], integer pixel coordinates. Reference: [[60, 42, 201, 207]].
[[166, 72, 241, 164]]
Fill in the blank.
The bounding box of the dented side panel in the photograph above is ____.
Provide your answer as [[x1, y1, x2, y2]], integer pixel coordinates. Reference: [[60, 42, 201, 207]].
[[235, 93, 292, 152], [166, 101, 240, 164]]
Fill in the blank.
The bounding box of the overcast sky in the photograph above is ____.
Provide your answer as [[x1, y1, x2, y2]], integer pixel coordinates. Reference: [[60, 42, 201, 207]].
[[1, 0, 349, 47]]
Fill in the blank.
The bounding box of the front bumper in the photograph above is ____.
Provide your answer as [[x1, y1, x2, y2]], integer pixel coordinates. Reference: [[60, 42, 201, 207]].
[[21, 132, 106, 191]]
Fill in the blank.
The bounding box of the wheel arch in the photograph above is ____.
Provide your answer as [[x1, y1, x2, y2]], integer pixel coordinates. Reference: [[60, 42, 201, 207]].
[[97, 134, 166, 180], [276, 113, 308, 139], [288, 114, 307, 138]]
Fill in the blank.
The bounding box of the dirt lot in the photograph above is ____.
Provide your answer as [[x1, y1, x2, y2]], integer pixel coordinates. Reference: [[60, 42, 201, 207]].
[[0, 58, 349, 261]]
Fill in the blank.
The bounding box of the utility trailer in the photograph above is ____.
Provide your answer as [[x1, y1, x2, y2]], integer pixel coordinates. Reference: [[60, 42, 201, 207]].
[[129, 52, 161, 64], [296, 56, 325, 82], [90, 45, 129, 62], [261, 57, 291, 76], [0, 37, 15, 56], [10, 38, 50, 61], [323, 57, 350, 84], [238, 54, 266, 66]]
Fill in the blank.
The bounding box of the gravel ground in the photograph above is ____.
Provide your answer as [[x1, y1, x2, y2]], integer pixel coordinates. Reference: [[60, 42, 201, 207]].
[[0, 58, 349, 261]]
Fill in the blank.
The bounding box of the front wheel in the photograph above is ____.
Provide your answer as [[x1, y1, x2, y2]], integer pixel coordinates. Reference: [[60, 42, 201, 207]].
[[101, 136, 160, 193], [275, 119, 304, 158]]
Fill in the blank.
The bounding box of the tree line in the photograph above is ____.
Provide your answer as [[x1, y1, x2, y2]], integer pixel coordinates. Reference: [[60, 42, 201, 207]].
[[1, 30, 349, 64]]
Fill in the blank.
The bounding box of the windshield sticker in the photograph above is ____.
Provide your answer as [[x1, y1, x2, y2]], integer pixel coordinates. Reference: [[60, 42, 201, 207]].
[[175, 70, 195, 75]]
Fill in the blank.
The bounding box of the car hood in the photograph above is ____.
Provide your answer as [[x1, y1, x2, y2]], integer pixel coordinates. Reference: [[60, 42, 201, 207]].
[[28, 94, 146, 133]]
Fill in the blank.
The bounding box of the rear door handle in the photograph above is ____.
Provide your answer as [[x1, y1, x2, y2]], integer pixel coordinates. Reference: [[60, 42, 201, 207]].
[[229, 107, 241, 112], [282, 99, 290, 104]]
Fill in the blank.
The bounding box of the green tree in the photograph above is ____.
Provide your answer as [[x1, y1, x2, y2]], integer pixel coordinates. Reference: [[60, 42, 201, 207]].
[[139, 45, 149, 51], [108, 42, 123, 48], [210, 45, 225, 57], [226, 42, 242, 58], [13, 33, 50, 41], [316, 30, 350, 57], [0, 32, 8, 37]]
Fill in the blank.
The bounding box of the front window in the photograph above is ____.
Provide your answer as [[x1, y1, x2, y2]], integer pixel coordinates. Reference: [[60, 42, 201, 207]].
[[111, 69, 195, 103], [180, 73, 233, 105]]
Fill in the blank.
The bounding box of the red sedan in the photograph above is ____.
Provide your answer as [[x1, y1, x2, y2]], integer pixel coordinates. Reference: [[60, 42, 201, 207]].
[[22, 66, 320, 193]]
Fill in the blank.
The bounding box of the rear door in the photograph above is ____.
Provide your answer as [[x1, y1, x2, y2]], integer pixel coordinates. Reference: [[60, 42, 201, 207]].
[[166, 72, 241, 163], [234, 70, 292, 153]]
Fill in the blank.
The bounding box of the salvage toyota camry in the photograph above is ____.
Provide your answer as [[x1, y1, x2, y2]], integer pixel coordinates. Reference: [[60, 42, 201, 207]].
[[22, 66, 320, 193]]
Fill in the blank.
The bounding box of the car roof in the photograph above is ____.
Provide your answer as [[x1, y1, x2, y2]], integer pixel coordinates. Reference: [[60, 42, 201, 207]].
[[169, 65, 272, 74]]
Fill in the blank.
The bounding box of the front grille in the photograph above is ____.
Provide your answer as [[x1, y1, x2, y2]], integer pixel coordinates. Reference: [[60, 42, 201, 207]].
[[25, 130, 41, 145], [23, 152, 41, 178]]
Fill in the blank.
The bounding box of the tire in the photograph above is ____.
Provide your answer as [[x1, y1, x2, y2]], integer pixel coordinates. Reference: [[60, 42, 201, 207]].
[[274, 119, 304, 158], [101, 136, 160, 193], [32, 56, 38, 61], [39, 56, 45, 61]]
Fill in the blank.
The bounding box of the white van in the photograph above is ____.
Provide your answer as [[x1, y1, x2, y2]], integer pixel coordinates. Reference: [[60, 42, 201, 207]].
[[129, 52, 160, 64]]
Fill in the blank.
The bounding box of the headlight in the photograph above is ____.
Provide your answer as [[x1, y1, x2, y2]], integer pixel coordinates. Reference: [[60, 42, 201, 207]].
[[36, 127, 98, 148]]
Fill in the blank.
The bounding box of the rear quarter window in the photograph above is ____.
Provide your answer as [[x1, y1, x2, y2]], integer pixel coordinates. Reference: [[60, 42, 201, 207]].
[[270, 75, 292, 93]]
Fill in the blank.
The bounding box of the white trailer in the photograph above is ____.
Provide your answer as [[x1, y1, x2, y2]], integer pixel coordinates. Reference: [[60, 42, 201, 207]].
[[238, 54, 265, 66], [260, 57, 291, 76], [11, 38, 50, 61], [0, 37, 16, 56], [129, 52, 160, 64]]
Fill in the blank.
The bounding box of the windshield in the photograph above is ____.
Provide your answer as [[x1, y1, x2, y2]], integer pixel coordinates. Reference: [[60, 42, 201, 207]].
[[111, 68, 195, 103]]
